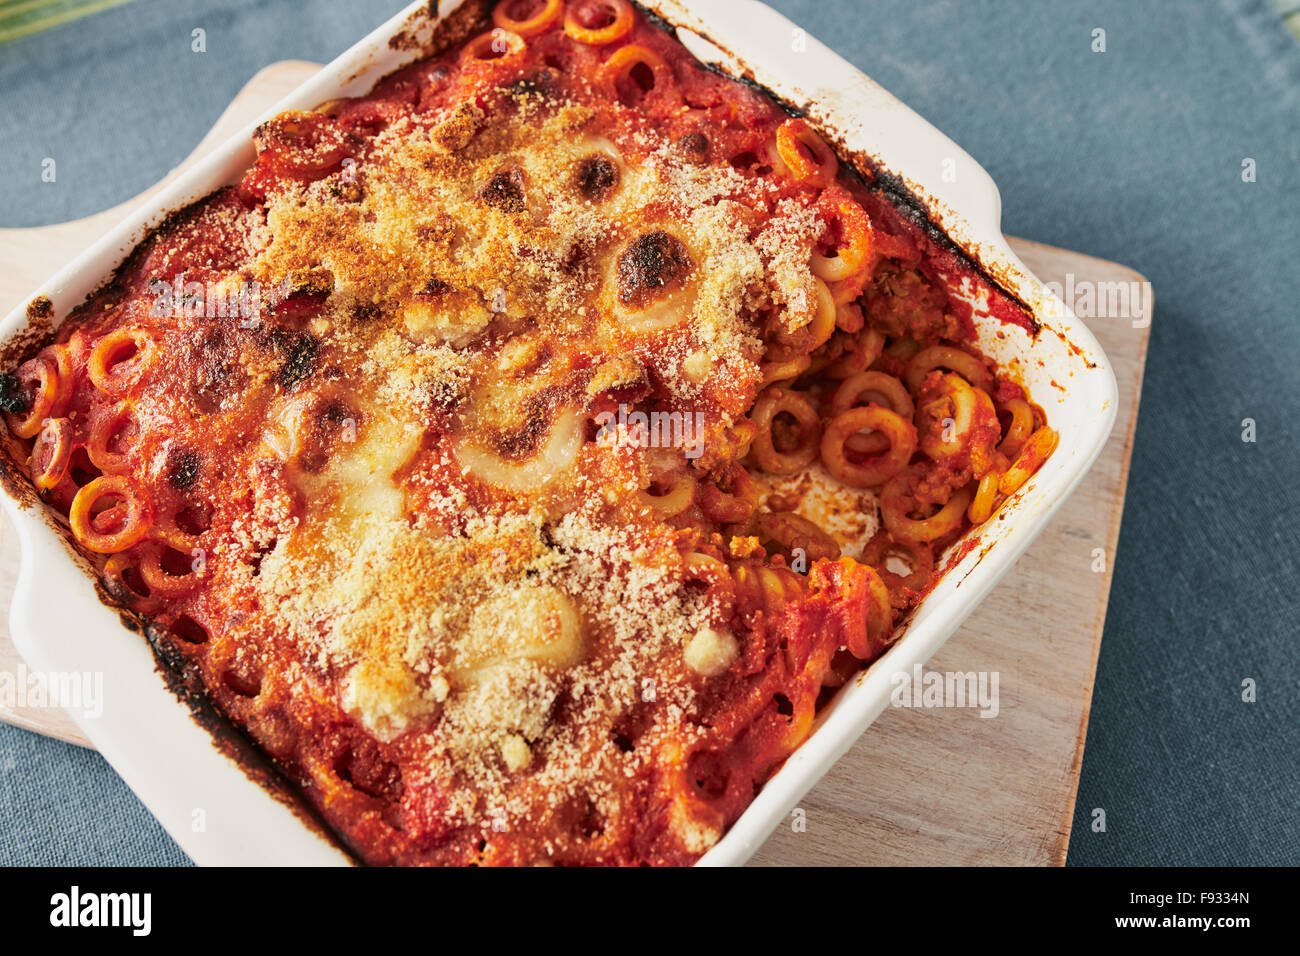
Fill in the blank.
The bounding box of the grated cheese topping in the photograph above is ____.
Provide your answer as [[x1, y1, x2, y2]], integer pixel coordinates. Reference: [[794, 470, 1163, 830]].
[[182, 69, 832, 856]]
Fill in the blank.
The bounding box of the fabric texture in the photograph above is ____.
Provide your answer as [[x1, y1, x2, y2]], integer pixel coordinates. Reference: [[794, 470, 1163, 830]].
[[0, 0, 1296, 866]]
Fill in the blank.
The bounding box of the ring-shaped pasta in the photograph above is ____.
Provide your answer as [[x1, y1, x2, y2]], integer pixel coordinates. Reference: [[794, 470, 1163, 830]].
[[777, 690, 819, 753], [905, 344, 994, 395], [333, 99, 409, 138], [37, 344, 75, 418], [492, 0, 564, 37], [138, 542, 203, 598], [29, 417, 72, 491], [254, 110, 351, 177], [3, 356, 58, 438], [88, 327, 157, 396], [811, 192, 873, 281], [830, 371, 915, 418], [821, 655, 856, 691], [763, 138, 790, 178], [85, 401, 136, 475], [152, 503, 209, 552], [822, 557, 893, 659], [831, 370, 915, 455], [564, 0, 634, 44], [774, 118, 838, 188], [917, 372, 994, 463], [997, 396, 1035, 459], [102, 552, 158, 613], [696, 464, 759, 525], [638, 463, 696, 517], [456, 409, 584, 493], [598, 44, 673, 99], [40, 453, 91, 514], [459, 28, 527, 65], [750, 387, 821, 475], [860, 530, 934, 593], [967, 472, 1000, 524], [820, 405, 916, 488], [998, 426, 1058, 497], [880, 472, 973, 545], [69, 475, 152, 553], [772, 277, 837, 359]]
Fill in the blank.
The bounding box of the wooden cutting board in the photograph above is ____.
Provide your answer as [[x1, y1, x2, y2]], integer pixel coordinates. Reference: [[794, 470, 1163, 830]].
[[0, 61, 1151, 865]]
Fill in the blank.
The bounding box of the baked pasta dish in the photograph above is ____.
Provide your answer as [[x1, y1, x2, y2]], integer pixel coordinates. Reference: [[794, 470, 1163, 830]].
[[0, 0, 1056, 865]]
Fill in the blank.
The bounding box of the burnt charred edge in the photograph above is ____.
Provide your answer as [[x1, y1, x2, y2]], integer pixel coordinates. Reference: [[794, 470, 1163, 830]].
[[143, 620, 206, 692], [386, 0, 484, 58], [636, 3, 677, 34], [630, 0, 805, 115], [616, 230, 693, 306], [863, 166, 1039, 334], [274, 331, 320, 391], [136, 614, 360, 864], [478, 165, 528, 213], [1, 309, 56, 373], [628, 1, 1037, 333], [418, 276, 454, 297], [165, 447, 201, 489], [25, 296, 53, 322], [158, 184, 246, 241], [701, 60, 808, 120], [0, 372, 30, 414], [574, 153, 620, 201], [11, 186, 250, 369]]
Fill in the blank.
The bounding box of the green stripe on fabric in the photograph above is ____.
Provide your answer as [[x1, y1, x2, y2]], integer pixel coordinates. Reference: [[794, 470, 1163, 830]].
[[0, 0, 137, 45]]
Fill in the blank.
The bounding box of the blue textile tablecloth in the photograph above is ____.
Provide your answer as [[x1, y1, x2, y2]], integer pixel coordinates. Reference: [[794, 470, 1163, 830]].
[[1, 0, 1297, 866]]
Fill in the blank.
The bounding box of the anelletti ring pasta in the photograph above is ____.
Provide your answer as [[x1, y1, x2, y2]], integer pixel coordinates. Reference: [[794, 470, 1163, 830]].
[[821, 404, 917, 488], [87, 327, 157, 396], [564, 0, 634, 44], [751, 387, 823, 475], [0, 0, 1057, 867], [68, 475, 152, 554], [775, 118, 839, 188], [597, 43, 673, 100], [493, 0, 565, 37], [29, 417, 72, 491]]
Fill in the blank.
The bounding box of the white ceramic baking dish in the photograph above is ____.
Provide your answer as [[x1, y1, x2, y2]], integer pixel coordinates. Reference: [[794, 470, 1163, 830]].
[[0, 0, 1117, 866]]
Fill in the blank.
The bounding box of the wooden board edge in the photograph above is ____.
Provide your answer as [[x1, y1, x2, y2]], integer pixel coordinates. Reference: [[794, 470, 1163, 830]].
[[1048, 262, 1154, 863]]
